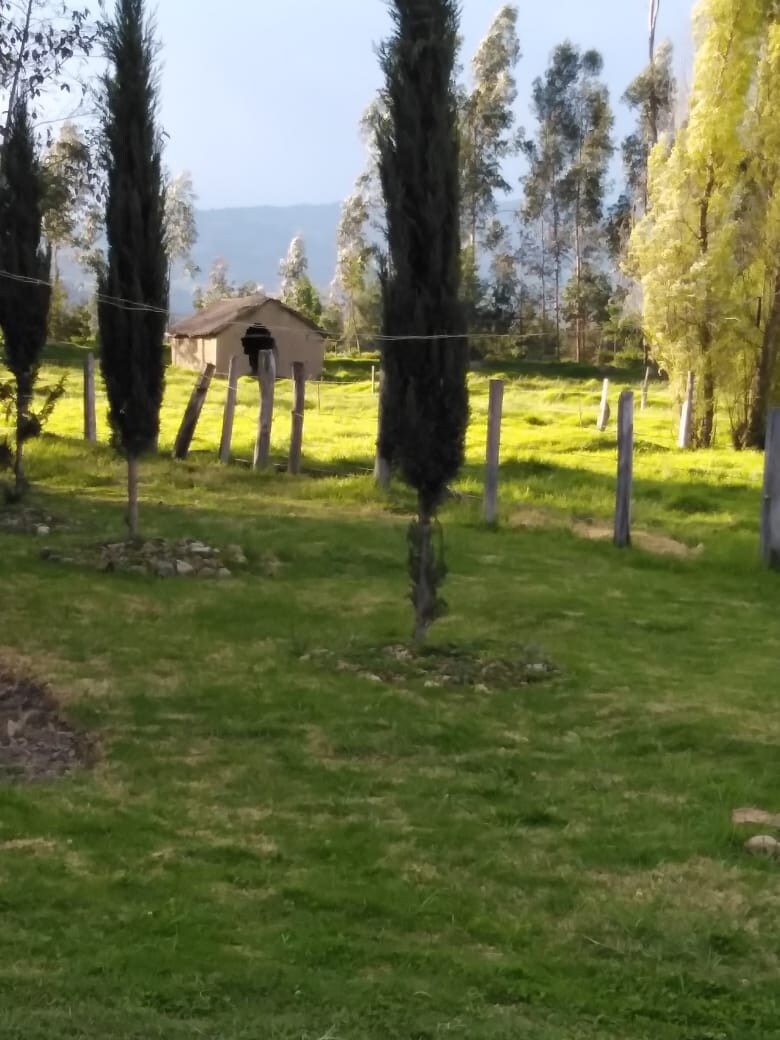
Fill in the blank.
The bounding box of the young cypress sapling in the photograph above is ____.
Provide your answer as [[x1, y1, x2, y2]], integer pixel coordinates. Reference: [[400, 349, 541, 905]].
[[98, 0, 167, 538]]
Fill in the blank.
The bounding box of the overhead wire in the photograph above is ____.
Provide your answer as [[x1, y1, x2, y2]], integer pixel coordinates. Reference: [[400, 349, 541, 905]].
[[0, 266, 560, 343]]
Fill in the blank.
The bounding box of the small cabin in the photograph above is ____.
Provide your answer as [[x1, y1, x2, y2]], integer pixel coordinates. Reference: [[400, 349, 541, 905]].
[[169, 294, 327, 379]]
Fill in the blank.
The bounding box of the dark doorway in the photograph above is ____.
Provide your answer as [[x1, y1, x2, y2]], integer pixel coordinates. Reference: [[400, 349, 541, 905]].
[[241, 324, 278, 376]]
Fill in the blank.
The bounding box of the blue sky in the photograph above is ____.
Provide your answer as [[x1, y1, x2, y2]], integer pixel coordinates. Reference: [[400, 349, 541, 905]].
[[154, 0, 694, 211]]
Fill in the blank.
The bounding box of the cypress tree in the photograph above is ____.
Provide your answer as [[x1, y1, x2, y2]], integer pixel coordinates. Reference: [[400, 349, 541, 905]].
[[376, 0, 469, 641], [0, 97, 52, 498], [98, 0, 167, 538]]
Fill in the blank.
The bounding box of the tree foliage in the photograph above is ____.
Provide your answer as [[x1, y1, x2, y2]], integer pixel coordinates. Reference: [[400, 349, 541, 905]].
[[279, 234, 323, 326], [164, 170, 198, 282], [631, 0, 773, 447], [522, 42, 613, 359], [460, 5, 521, 250], [0, 0, 102, 136], [0, 96, 52, 496], [193, 257, 259, 310]]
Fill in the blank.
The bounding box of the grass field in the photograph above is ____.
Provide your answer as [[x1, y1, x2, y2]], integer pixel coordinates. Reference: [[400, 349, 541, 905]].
[[1, 344, 778, 1039]]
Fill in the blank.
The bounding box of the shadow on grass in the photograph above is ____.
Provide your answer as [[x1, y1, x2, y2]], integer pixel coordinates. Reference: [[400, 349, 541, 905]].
[[475, 357, 653, 383]]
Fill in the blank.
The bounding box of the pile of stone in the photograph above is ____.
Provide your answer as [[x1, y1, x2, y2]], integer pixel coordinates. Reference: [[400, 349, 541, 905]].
[[43, 538, 248, 579], [0, 506, 64, 537]]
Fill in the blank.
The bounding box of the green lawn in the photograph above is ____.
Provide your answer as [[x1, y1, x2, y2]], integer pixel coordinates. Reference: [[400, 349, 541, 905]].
[[1, 345, 778, 1039]]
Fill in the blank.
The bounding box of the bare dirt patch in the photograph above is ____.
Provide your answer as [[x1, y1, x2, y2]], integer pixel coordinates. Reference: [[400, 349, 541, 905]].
[[509, 505, 703, 559], [0, 669, 96, 782]]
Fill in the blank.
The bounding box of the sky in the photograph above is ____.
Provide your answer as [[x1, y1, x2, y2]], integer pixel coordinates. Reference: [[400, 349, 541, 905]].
[[152, 0, 695, 211]]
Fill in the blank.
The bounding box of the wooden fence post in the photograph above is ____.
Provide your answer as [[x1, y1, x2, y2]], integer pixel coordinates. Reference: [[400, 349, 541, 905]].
[[253, 349, 277, 470], [218, 356, 240, 464], [374, 372, 391, 489], [761, 406, 780, 568], [172, 363, 215, 460], [614, 390, 634, 549], [679, 371, 695, 449], [83, 351, 97, 443], [484, 379, 505, 525], [288, 361, 306, 475], [641, 367, 650, 412], [371, 365, 377, 395], [597, 379, 611, 431]]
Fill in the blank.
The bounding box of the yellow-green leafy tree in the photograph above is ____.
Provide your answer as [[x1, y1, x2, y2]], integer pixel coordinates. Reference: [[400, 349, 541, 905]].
[[631, 0, 767, 447]]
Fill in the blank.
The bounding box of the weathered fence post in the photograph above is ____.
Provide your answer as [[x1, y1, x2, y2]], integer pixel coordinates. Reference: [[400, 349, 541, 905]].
[[679, 371, 695, 449], [484, 379, 505, 525], [374, 371, 391, 489], [761, 406, 780, 568], [172, 363, 215, 460], [371, 365, 377, 395], [641, 367, 650, 412], [597, 379, 611, 431], [253, 349, 277, 470], [83, 351, 97, 443], [288, 361, 306, 475], [614, 390, 634, 549], [218, 356, 240, 464]]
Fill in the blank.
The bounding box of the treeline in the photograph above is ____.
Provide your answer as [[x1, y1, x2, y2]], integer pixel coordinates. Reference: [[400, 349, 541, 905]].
[[324, 3, 662, 366]]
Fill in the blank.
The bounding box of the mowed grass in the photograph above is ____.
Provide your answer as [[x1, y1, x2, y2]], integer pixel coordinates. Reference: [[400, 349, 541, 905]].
[[0, 344, 778, 1039]]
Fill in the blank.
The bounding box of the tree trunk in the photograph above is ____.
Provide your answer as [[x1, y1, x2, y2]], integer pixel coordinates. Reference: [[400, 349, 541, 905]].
[[699, 349, 715, 449], [14, 376, 32, 498], [127, 455, 139, 540], [413, 500, 436, 644], [574, 222, 583, 363], [553, 200, 561, 360], [539, 218, 547, 326], [697, 165, 716, 448], [745, 270, 780, 449], [648, 0, 661, 149]]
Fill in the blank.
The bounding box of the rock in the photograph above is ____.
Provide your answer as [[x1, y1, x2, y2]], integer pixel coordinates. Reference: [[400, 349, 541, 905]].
[[176, 560, 196, 577], [128, 566, 148, 576], [189, 542, 212, 556], [262, 553, 283, 577], [745, 835, 780, 860], [225, 545, 248, 565], [154, 561, 176, 579], [217, 568, 232, 580], [98, 558, 116, 573], [200, 567, 217, 579], [35, 525, 50, 537]]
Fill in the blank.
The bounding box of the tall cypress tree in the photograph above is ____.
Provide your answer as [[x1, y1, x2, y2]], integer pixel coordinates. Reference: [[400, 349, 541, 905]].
[[98, 0, 167, 538], [0, 97, 52, 497], [377, 0, 469, 642]]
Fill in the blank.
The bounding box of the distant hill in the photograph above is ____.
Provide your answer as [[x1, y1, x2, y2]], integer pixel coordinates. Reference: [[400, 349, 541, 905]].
[[171, 202, 342, 317], [60, 197, 525, 318], [58, 201, 344, 318]]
